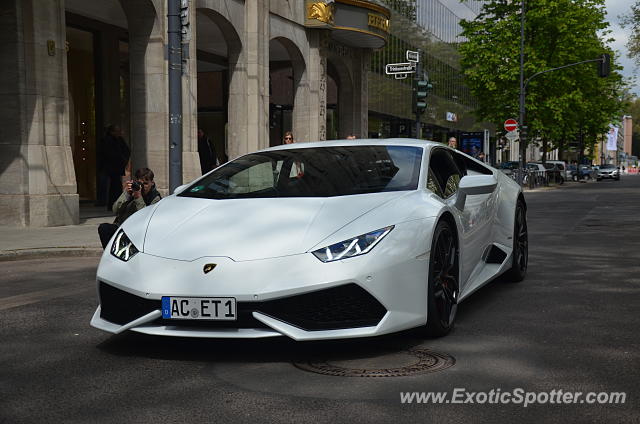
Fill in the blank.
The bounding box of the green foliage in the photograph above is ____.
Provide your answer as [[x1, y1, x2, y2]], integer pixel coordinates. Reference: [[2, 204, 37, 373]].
[[459, 0, 626, 155], [625, 96, 640, 151], [620, 1, 640, 66]]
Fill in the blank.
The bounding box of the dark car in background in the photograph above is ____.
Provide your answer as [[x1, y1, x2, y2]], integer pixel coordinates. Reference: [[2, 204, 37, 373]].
[[498, 161, 520, 172], [567, 164, 596, 181]]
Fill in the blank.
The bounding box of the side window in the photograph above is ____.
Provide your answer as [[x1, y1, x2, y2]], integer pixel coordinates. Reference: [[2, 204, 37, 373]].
[[452, 151, 493, 176], [427, 149, 462, 199], [289, 161, 305, 178], [427, 168, 444, 198], [444, 173, 460, 198], [229, 161, 275, 193]]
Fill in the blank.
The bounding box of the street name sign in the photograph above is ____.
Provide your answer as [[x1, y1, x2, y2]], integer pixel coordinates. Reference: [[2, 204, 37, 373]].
[[406, 50, 419, 63], [385, 62, 416, 75], [504, 119, 518, 132]]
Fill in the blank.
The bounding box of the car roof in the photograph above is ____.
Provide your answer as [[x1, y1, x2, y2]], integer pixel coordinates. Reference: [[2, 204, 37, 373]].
[[258, 138, 445, 153]]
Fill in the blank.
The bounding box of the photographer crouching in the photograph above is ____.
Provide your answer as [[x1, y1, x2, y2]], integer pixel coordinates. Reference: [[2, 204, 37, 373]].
[[98, 167, 162, 249]]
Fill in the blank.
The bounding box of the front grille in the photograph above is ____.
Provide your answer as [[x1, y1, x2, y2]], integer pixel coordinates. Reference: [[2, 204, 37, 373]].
[[256, 283, 387, 331], [99, 282, 160, 325], [99, 282, 387, 332]]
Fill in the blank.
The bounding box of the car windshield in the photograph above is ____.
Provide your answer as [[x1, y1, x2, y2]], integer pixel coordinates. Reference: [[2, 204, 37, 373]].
[[179, 145, 423, 199], [600, 164, 616, 169]]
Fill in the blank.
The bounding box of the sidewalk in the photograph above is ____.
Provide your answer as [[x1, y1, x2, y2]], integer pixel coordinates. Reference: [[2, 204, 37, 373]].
[[0, 205, 111, 261], [0, 181, 574, 261]]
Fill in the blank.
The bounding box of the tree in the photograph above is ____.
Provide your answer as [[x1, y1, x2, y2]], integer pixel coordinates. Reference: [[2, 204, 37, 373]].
[[624, 96, 640, 157], [621, 1, 640, 66], [459, 0, 625, 159]]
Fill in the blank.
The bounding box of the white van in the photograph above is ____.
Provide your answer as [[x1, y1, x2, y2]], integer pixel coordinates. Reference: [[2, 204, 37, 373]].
[[546, 160, 568, 180]]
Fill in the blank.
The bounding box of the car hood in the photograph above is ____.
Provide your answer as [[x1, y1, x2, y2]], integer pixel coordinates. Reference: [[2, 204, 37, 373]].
[[141, 192, 407, 261]]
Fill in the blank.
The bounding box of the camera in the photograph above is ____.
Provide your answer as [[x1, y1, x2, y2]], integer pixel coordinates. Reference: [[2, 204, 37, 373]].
[[131, 181, 141, 191]]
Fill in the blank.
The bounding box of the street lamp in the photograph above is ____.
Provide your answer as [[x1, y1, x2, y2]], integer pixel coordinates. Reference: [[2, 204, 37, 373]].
[[518, 0, 526, 185]]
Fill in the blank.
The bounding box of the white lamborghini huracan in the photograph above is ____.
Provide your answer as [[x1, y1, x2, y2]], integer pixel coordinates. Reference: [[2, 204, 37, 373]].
[[91, 139, 527, 340]]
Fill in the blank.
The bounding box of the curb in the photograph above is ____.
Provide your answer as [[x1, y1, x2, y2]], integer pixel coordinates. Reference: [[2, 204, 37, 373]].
[[523, 184, 562, 192], [0, 247, 103, 262]]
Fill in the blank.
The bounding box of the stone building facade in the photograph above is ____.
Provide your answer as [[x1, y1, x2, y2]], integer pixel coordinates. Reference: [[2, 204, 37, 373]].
[[0, 0, 389, 226]]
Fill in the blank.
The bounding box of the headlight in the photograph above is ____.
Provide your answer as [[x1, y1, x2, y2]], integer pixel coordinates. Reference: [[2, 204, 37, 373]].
[[311, 226, 394, 262], [111, 229, 139, 261]]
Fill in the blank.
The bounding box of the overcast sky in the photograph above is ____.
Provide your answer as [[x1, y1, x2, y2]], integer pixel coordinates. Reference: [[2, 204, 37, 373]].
[[604, 0, 638, 96]]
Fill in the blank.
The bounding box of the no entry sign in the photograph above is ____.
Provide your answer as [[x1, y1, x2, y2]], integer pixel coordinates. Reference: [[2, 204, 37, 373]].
[[504, 119, 518, 132]]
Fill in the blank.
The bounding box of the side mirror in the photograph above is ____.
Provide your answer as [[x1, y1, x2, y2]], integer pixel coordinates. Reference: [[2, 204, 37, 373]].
[[173, 183, 190, 195], [455, 174, 498, 210]]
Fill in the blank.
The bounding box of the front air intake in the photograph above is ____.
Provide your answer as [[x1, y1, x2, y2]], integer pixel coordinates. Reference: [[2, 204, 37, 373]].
[[256, 283, 387, 331], [99, 282, 160, 325]]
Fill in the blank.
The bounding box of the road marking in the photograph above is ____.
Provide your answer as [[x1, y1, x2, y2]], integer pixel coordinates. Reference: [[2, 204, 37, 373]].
[[0, 285, 92, 311]]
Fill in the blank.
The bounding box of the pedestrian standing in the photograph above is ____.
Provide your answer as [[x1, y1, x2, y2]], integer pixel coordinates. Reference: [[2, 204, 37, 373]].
[[283, 131, 295, 144], [197, 128, 217, 174], [98, 167, 161, 249], [100, 125, 131, 211]]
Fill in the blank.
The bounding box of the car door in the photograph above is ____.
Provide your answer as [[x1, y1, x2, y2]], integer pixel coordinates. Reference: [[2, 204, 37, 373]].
[[426, 148, 495, 291]]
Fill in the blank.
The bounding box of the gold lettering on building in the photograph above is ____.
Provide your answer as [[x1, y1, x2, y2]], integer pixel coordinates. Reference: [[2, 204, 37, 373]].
[[368, 13, 389, 33]]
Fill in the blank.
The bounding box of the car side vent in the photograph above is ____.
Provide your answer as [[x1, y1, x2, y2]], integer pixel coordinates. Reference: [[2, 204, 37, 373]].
[[485, 245, 507, 264]]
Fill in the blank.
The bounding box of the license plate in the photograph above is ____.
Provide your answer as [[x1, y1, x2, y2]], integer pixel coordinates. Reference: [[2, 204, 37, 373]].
[[161, 297, 237, 320]]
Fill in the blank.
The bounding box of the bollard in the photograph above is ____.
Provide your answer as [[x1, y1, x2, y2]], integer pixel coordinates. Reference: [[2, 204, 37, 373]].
[[528, 171, 534, 189]]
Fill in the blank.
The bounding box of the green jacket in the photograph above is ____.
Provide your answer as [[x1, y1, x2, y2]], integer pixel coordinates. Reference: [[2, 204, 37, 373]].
[[112, 186, 161, 226]]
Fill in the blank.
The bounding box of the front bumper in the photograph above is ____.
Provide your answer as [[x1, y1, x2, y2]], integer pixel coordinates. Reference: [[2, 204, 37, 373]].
[[91, 224, 431, 340], [597, 172, 618, 179]]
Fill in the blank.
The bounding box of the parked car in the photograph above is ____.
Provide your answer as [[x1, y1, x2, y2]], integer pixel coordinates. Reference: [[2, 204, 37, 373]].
[[498, 161, 520, 175], [546, 160, 568, 180], [91, 139, 528, 340], [525, 163, 548, 186], [596, 164, 620, 181], [567, 164, 596, 181], [531, 162, 564, 184]]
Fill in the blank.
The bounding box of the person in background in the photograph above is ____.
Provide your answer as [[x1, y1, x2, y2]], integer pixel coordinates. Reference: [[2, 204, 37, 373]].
[[346, 134, 357, 140], [448, 136, 457, 149], [283, 131, 295, 144], [197, 128, 217, 174], [98, 167, 161, 249], [99, 125, 131, 211]]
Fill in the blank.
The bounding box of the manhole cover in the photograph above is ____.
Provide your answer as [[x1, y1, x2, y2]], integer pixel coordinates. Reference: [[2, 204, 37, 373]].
[[293, 349, 455, 377]]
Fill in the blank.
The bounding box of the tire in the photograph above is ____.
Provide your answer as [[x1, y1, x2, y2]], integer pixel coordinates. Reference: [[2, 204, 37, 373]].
[[504, 200, 528, 282], [425, 220, 459, 337]]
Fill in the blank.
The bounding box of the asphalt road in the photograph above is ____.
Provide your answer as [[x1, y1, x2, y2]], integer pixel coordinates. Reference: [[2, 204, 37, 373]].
[[1, 177, 639, 423]]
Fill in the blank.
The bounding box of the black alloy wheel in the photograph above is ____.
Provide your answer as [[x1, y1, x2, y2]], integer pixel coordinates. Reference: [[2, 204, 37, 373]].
[[426, 220, 459, 337], [505, 201, 528, 282]]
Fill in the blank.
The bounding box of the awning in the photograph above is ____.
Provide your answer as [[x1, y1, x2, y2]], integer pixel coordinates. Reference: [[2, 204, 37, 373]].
[[305, 0, 390, 49]]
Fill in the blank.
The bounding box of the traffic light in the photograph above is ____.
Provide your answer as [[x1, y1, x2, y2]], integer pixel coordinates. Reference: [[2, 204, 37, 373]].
[[598, 53, 610, 78], [413, 78, 432, 114]]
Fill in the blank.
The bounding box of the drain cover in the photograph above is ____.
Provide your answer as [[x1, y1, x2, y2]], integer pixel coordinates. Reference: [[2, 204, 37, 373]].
[[293, 349, 455, 377]]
